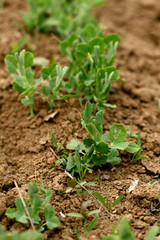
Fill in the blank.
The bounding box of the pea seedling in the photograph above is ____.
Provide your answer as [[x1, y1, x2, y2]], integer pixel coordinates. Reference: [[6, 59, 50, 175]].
[[6, 181, 61, 232], [5, 50, 41, 116]]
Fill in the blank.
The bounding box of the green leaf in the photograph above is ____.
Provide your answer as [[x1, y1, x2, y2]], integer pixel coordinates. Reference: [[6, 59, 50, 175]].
[[83, 138, 96, 147], [60, 33, 77, 54], [112, 195, 123, 208], [158, 193, 160, 202], [5, 55, 17, 73], [67, 139, 86, 152], [126, 142, 140, 153], [66, 154, 75, 171], [109, 124, 127, 144], [87, 216, 98, 232], [84, 24, 97, 41], [5, 208, 17, 219], [20, 230, 43, 240], [110, 142, 128, 150], [87, 123, 102, 142], [105, 34, 121, 46], [87, 209, 100, 216], [51, 133, 58, 148], [94, 192, 106, 206], [101, 133, 109, 142], [67, 213, 84, 218], [44, 205, 60, 230], [89, 37, 104, 53], [107, 149, 121, 165], [144, 226, 159, 240], [75, 152, 81, 176], [23, 51, 34, 69], [96, 142, 109, 154], [83, 101, 92, 125], [118, 218, 135, 240], [92, 155, 108, 166]]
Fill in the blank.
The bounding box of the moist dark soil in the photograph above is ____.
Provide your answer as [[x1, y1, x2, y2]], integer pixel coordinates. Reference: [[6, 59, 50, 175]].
[[0, 0, 160, 239]]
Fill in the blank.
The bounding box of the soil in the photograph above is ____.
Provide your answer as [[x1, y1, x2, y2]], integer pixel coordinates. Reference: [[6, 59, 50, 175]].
[[0, 0, 160, 239]]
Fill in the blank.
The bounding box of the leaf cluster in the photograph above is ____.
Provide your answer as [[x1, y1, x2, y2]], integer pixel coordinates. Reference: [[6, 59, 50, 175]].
[[5, 50, 69, 114], [61, 24, 120, 108], [61, 101, 141, 178], [5, 181, 60, 232], [22, 0, 104, 38]]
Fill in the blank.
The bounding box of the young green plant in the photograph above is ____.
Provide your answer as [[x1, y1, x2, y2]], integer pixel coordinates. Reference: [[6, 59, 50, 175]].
[[5, 50, 41, 116], [94, 191, 123, 212], [67, 200, 99, 233], [5, 181, 60, 232], [62, 101, 141, 178]]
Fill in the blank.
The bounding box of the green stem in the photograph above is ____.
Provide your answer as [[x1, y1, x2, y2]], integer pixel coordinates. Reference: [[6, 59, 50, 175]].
[[30, 105, 34, 116]]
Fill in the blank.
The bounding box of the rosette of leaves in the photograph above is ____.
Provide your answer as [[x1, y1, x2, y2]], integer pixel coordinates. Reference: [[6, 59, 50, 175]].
[[5, 50, 41, 116]]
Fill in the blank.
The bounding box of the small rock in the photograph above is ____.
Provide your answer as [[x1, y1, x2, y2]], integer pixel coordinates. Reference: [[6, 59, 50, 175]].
[[101, 174, 110, 181]]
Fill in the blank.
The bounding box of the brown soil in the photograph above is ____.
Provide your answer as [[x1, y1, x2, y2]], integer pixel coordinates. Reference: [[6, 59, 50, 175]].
[[0, 0, 160, 239]]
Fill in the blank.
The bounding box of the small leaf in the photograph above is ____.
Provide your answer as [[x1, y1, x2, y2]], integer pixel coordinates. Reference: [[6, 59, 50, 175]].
[[67, 139, 86, 152], [109, 124, 127, 144], [66, 154, 75, 171], [51, 133, 58, 148], [87, 216, 98, 232], [87, 123, 102, 142], [110, 142, 128, 150], [67, 213, 84, 218], [101, 133, 108, 142], [87, 209, 100, 216], [107, 149, 121, 165], [44, 205, 60, 230], [83, 101, 92, 125], [75, 152, 81, 176], [83, 138, 96, 147], [5, 55, 17, 73], [126, 142, 140, 153], [94, 192, 106, 206], [23, 51, 34, 68], [158, 193, 160, 202], [96, 142, 109, 154], [112, 195, 123, 208]]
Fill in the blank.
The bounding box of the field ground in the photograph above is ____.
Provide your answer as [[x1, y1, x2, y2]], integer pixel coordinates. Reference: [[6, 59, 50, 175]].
[[0, 0, 160, 239]]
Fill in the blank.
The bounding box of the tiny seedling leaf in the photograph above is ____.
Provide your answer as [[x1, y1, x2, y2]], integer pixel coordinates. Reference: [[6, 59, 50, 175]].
[[67, 213, 84, 218], [111, 195, 123, 208], [94, 192, 106, 206], [126, 142, 140, 153], [83, 101, 92, 125], [51, 133, 58, 148]]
